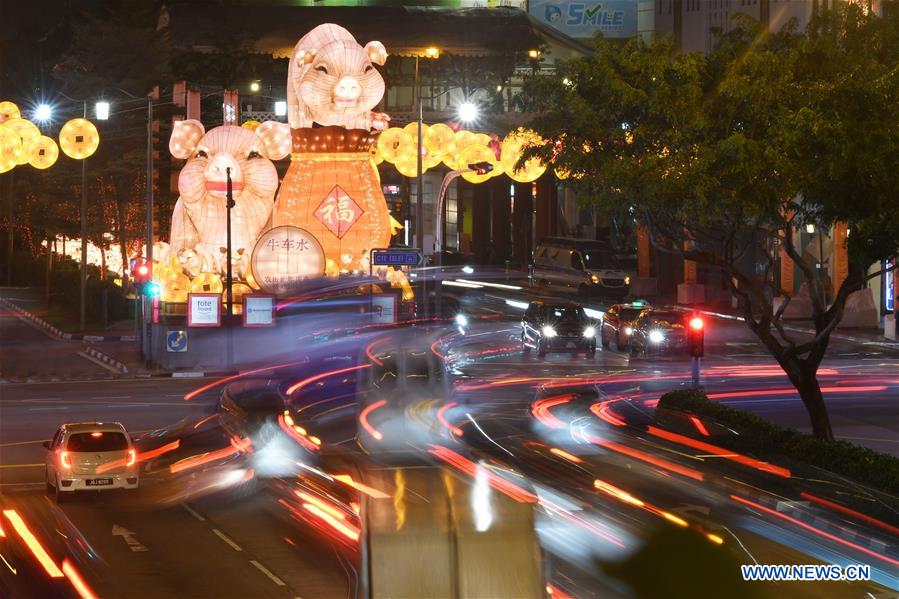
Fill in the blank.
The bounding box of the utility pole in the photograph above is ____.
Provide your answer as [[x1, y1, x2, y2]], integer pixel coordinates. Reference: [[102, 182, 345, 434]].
[[79, 101, 88, 331]]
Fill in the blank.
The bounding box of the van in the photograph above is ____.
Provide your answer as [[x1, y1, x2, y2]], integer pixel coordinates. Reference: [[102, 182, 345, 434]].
[[531, 237, 634, 298]]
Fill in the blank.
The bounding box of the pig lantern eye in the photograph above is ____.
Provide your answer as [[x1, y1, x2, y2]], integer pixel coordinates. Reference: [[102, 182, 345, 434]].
[[315, 65, 329, 75], [247, 150, 262, 160], [363, 65, 374, 74], [196, 150, 208, 159]]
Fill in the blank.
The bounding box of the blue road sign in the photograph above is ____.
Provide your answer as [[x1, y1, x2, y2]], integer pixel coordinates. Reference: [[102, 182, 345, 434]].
[[166, 330, 188, 353], [371, 249, 423, 266]]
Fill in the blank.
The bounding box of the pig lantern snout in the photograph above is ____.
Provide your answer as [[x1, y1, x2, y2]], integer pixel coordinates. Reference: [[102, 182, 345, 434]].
[[334, 76, 362, 105], [204, 152, 244, 197]]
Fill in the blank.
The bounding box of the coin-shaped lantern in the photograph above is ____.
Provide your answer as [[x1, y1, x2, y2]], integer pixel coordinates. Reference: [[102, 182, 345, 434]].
[[26, 136, 59, 170], [190, 272, 223, 294], [459, 143, 498, 184], [501, 128, 546, 183], [0, 101, 21, 124], [4, 118, 40, 165], [424, 123, 456, 157], [163, 273, 192, 303], [0, 126, 22, 173], [59, 118, 100, 159], [377, 127, 414, 164]]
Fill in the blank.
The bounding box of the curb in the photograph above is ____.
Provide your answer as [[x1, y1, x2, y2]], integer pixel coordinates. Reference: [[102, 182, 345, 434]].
[[0, 297, 138, 342], [81, 345, 129, 374]]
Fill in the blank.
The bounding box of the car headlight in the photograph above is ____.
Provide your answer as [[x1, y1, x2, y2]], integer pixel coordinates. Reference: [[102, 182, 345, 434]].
[[591, 274, 600, 284], [462, 266, 474, 274], [583, 326, 596, 338], [625, 326, 633, 335], [455, 314, 469, 328], [625, 276, 631, 285], [542, 325, 557, 338], [648, 330, 665, 344]]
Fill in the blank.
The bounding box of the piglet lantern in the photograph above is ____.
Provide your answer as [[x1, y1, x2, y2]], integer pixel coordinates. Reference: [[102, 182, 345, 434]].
[[272, 24, 392, 272], [169, 119, 291, 276]]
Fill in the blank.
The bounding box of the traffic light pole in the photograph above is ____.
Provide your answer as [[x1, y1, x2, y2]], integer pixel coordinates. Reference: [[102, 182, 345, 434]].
[[225, 168, 234, 371], [691, 356, 700, 388]]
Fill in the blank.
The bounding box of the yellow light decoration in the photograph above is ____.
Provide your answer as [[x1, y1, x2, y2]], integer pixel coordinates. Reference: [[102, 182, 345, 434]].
[[0, 126, 22, 173], [442, 152, 459, 170], [163, 273, 191, 303], [224, 282, 253, 315], [554, 166, 570, 181], [459, 143, 498, 184], [4, 118, 40, 165], [245, 271, 261, 290], [241, 120, 261, 132], [424, 123, 455, 156], [454, 130, 477, 153], [59, 118, 100, 159], [473, 133, 492, 146], [0, 101, 20, 123], [325, 258, 340, 278], [403, 121, 428, 142], [501, 128, 547, 183], [377, 127, 414, 163], [395, 156, 425, 178], [369, 144, 383, 165], [190, 272, 223, 294], [26, 136, 59, 169]]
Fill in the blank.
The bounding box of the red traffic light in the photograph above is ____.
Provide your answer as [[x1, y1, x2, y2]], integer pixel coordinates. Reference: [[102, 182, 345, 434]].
[[137, 264, 149, 277], [689, 317, 703, 331]]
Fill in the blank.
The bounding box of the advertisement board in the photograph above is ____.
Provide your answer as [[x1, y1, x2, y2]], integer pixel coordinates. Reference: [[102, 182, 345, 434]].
[[243, 294, 275, 327], [371, 294, 397, 324], [188, 293, 221, 327], [529, 0, 637, 39]]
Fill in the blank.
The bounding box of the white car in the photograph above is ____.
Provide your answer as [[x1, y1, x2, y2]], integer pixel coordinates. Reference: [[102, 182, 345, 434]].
[[44, 422, 139, 501]]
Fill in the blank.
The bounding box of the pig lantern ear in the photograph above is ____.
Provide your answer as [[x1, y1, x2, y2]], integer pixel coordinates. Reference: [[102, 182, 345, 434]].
[[365, 41, 387, 66], [295, 48, 317, 68], [254, 121, 291, 160], [170, 120, 205, 159]]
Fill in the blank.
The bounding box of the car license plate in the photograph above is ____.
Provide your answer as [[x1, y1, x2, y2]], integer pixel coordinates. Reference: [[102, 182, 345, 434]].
[[566, 342, 576, 348], [86, 478, 112, 486]]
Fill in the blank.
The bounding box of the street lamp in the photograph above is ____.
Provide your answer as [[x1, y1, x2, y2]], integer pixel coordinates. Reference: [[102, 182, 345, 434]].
[[95, 101, 110, 120], [33, 104, 52, 122], [274, 101, 287, 117], [414, 46, 441, 253], [458, 102, 478, 123], [249, 81, 261, 93]]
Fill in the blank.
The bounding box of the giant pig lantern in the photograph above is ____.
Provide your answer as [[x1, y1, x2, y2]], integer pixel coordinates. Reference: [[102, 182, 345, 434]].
[[169, 120, 291, 275], [272, 24, 392, 272]]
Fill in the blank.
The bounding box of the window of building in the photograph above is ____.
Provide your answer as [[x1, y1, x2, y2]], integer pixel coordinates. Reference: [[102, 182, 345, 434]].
[[445, 189, 459, 250]]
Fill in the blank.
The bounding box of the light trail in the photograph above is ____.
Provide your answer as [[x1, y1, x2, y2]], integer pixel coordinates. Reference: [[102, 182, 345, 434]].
[[587, 436, 704, 481], [436, 401, 464, 437], [429, 445, 537, 504], [359, 399, 386, 441], [531, 394, 574, 429], [184, 359, 308, 400], [2, 509, 64, 578], [799, 492, 899, 537], [286, 363, 371, 395], [62, 559, 98, 599], [549, 447, 583, 464], [333, 474, 391, 499], [590, 400, 627, 427]]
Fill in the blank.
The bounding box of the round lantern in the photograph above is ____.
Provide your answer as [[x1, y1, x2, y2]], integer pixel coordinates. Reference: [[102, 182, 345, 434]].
[[459, 144, 498, 184], [0, 126, 22, 173], [473, 133, 492, 147], [250, 225, 325, 296], [501, 128, 546, 183], [403, 121, 428, 143], [377, 127, 414, 163], [163, 273, 191, 303], [59, 118, 100, 159], [26, 136, 59, 170], [442, 152, 459, 170], [3, 118, 40, 165], [554, 166, 571, 181], [0, 101, 21, 124], [370, 144, 383, 165], [395, 156, 424, 178], [245, 271, 261, 290], [454, 130, 477, 153], [224, 282, 253, 315], [325, 258, 340, 278], [190, 272, 223, 294], [424, 123, 456, 157], [241, 120, 261, 132]]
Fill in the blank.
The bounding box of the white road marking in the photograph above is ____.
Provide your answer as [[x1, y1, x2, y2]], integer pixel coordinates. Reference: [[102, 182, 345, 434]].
[[112, 524, 148, 552], [181, 503, 205, 521], [77, 351, 122, 373], [27, 406, 69, 411], [212, 529, 242, 551], [250, 560, 286, 586], [92, 395, 131, 399], [0, 439, 49, 447]]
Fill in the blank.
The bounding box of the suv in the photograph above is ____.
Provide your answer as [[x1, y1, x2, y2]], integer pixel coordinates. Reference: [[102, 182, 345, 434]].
[[601, 301, 650, 350], [521, 300, 597, 358], [44, 422, 138, 502], [531, 238, 634, 299]]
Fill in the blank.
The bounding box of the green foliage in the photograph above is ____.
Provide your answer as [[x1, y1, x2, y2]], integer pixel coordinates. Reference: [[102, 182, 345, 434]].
[[657, 389, 899, 495]]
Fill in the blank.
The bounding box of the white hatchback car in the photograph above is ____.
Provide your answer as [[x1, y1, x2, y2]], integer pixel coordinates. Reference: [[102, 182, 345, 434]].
[[44, 422, 139, 501]]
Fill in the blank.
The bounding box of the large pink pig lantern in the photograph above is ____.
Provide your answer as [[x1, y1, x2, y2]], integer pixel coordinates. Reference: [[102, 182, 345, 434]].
[[169, 120, 292, 274], [273, 24, 393, 272]]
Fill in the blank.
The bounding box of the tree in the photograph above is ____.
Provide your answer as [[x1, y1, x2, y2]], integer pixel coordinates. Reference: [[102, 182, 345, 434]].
[[521, 5, 899, 440]]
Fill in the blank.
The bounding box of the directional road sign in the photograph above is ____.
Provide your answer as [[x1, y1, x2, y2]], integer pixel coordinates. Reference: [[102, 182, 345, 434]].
[[371, 249, 423, 267]]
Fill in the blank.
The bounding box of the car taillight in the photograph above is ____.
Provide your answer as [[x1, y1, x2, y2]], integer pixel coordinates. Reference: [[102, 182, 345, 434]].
[[126, 448, 136, 467], [61, 451, 72, 470]]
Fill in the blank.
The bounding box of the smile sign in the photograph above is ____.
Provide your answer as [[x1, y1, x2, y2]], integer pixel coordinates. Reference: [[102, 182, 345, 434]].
[[529, 0, 636, 39]]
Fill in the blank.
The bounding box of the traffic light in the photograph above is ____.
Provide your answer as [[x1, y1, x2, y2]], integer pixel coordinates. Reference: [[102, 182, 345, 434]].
[[688, 315, 704, 358], [130, 259, 152, 293], [145, 281, 161, 298], [467, 161, 494, 175]]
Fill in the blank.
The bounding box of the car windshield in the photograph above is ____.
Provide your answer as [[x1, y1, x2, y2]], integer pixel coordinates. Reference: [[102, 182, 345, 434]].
[[646, 312, 683, 327], [546, 306, 585, 321], [66, 432, 128, 452], [581, 250, 613, 270], [618, 308, 643, 321]]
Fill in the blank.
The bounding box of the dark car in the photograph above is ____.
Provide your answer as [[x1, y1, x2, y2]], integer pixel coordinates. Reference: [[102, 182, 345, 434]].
[[600, 301, 650, 350], [629, 309, 688, 356], [521, 300, 597, 358]]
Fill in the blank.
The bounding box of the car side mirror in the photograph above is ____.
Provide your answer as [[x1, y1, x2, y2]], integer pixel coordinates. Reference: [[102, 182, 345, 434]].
[[42, 441, 51, 449]]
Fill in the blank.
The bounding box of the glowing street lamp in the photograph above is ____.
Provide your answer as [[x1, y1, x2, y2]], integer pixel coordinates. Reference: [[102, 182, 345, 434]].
[[95, 101, 110, 120], [250, 81, 261, 93], [33, 103, 52, 122], [424, 47, 440, 59], [274, 101, 287, 117], [458, 102, 478, 123]]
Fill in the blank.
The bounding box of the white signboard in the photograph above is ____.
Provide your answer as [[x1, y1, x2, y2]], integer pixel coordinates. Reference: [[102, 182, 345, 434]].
[[371, 294, 397, 324], [243, 294, 275, 327], [251, 226, 325, 297], [188, 293, 221, 327]]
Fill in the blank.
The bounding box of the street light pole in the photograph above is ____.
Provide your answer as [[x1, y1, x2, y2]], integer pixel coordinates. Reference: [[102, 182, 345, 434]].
[[143, 94, 154, 363], [79, 101, 88, 331], [415, 56, 424, 254]]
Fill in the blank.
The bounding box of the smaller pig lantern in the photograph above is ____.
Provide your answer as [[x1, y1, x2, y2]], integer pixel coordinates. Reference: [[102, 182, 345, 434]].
[[169, 119, 291, 276], [274, 24, 393, 272]]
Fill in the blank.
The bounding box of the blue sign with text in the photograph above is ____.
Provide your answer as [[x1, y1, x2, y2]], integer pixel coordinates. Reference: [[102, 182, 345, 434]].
[[529, 1, 637, 40], [372, 250, 423, 266]]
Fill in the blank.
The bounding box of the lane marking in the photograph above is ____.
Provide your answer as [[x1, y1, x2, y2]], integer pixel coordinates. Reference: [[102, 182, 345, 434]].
[[212, 529, 242, 551], [181, 503, 205, 521], [0, 463, 44, 469], [112, 525, 148, 552], [77, 351, 122, 374], [0, 439, 48, 448], [250, 560, 286, 586], [91, 395, 131, 399]]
